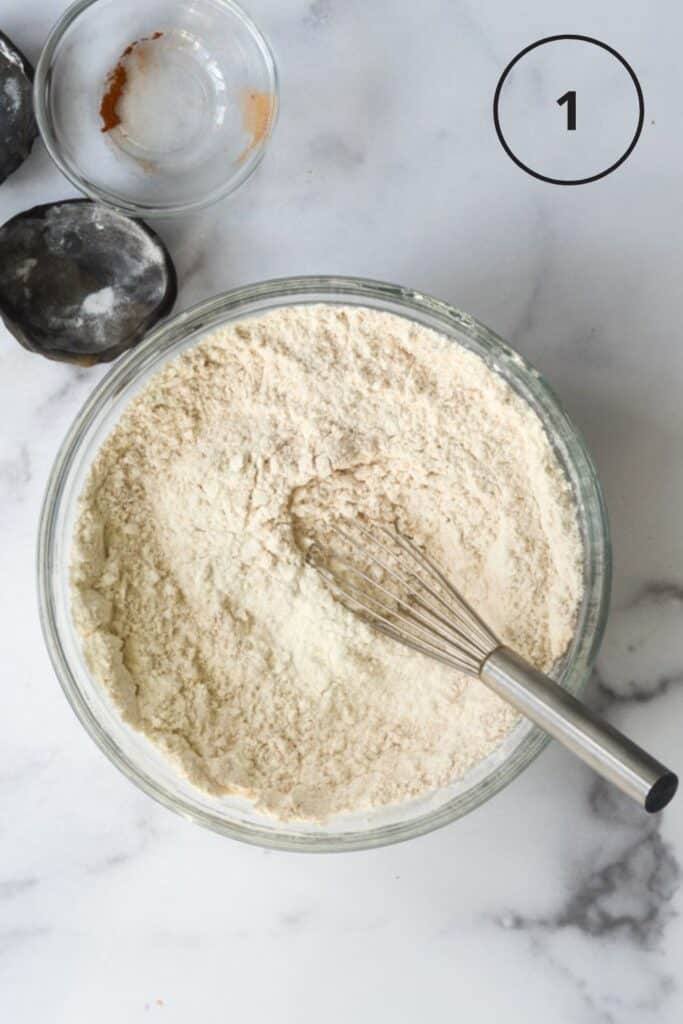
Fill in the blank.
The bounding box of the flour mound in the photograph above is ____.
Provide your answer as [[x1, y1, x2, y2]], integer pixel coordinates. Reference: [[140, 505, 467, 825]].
[[71, 305, 583, 820]]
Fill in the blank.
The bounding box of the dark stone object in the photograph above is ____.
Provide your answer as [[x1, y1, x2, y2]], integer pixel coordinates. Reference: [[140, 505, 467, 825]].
[[0, 31, 38, 184], [0, 199, 177, 364]]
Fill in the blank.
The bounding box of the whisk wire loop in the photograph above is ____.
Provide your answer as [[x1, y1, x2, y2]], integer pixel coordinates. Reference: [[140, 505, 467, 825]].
[[389, 528, 498, 652], [350, 521, 489, 646], [313, 518, 499, 672], [329, 522, 486, 657]]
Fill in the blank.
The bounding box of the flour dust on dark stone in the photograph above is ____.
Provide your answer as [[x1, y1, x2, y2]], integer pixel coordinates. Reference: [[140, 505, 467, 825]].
[[0, 200, 177, 364], [0, 31, 38, 184]]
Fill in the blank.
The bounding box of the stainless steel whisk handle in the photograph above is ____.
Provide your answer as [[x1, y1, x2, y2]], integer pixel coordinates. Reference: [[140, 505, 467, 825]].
[[480, 647, 678, 812]]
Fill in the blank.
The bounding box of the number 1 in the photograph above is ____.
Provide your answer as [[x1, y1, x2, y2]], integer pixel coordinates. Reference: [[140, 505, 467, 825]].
[[557, 90, 577, 130]]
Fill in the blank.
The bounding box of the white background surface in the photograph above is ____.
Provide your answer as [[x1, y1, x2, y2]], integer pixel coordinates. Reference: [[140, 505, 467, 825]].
[[1, 2, 682, 1021]]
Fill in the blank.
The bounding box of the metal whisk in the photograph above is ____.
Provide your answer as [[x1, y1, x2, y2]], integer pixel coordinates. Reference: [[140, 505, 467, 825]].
[[308, 519, 678, 813]]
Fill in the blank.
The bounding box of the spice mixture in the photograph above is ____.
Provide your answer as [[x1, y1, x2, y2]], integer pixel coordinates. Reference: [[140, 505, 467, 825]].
[[99, 33, 163, 134]]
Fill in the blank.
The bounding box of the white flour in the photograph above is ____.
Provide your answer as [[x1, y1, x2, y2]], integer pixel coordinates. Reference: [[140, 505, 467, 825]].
[[71, 304, 583, 820]]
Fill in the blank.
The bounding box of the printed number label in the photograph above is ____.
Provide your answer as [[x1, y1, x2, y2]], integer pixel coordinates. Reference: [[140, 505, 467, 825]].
[[493, 35, 644, 185], [557, 90, 577, 130]]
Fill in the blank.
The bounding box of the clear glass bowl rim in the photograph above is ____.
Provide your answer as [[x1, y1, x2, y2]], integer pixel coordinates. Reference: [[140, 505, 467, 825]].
[[37, 275, 612, 852], [33, 0, 280, 218]]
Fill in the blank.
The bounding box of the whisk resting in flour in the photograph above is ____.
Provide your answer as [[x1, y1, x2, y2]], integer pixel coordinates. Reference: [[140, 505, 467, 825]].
[[307, 519, 678, 813]]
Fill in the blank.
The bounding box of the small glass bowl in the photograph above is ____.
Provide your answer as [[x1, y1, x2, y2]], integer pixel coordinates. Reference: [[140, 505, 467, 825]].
[[37, 277, 611, 852], [34, 0, 279, 216]]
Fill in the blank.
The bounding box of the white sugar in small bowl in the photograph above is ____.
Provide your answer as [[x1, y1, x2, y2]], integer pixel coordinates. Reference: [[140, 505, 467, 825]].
[[34, 0, 278, 216], [38, 277, 611, 852]]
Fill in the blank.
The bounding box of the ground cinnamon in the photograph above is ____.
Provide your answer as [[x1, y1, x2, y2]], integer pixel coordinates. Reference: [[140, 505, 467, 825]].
[[99, 32, 163, 133], [237, 89, 273, 162]]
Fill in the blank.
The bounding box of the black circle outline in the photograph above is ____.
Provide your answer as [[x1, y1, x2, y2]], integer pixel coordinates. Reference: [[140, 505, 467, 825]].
[[493, 34, 644, 185]]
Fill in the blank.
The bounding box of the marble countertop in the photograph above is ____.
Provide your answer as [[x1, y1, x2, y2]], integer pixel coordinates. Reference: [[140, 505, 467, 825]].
[[2, 1, 682, 1021]]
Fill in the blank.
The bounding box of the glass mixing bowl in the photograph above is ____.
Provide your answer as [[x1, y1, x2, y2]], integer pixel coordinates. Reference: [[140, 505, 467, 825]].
[[37, 277, 611, 851], [34, 0, 278, 216]]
